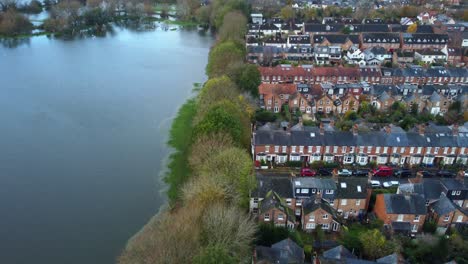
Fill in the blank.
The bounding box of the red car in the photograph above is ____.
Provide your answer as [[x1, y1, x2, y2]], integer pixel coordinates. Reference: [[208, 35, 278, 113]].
[[300, 168, 317, 177], [372, 166, 393, 177]]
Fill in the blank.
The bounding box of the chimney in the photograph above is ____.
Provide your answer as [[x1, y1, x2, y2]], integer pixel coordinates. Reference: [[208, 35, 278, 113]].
[[413, 171, 424, 184], [320, 122, 324, 135], [352, 124, 358, 136], [418, 124, 426, 136], [453, 124, 459, 136], [385, 125, 392, 134], [456, 170, 464, 184]]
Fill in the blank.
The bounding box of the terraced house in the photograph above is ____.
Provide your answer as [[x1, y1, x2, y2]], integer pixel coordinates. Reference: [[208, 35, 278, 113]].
[[252, 122, 468, 167]]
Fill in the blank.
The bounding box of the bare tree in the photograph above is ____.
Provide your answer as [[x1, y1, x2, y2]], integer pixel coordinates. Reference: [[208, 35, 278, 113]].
[[0, 0, 18, 11]]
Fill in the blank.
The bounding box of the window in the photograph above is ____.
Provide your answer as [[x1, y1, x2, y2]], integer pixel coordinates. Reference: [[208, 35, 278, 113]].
[[299, 146, 304, 153], [278, 214, 284, 221], [333, 146, 338, 153], [308, 146, 312, 153], [322, 224, 330, 230], [323, 214, 328, 219], [444, 147, 448, 154], [444, 215, 450, 222], [359, 146, 364, 153], [265, 146, 270, 153], [306, 223, 316, 229], [341, 199, 347, 206], [301, 189, 309, 194], [282, 146, 287, 153], [356, 200, 361, 206], [342, 146, 347, 153], [311, 189, 316, 194], [274, 146, 279, 153], [412, 224, 418, 232], [410, 147, 415, 154], [367, 146, 372, 153], [309, 215, 315, 221], [292, 146, 296, 153], [417, 147, 422, 154], [344, 155, 353, 163], [286, 199, 292, 206], [349, 146, 355, 153], [400, 147, 405, 154], [326, 146, 330, 153], [329, 199, 334, 205], [264, 213, 270, 221], [376, 147, 381, 154], [435, 147, 440, 153], [383, 147, 388, 153], [325, 190, 333, 194], [414, 215, 420, 222], [456, 215, 463, 222], [397, 214, 404, 222]]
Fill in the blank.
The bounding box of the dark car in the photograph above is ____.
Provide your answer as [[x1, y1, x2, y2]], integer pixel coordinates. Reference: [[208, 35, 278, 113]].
[[353, 169, 370, 177], [437, 170, 456, 178], [419, 170, 435, 178], [394, 169, 412, 178], [300, 168, 317, 177], [318, 168, 332, 176]]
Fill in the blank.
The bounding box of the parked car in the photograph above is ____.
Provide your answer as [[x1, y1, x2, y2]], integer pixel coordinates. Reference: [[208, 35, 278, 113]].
[[383, 181, 400, 188], [372, 166, 393, 177], [301, 168, 317, 177], [394, 169, 412, 178], [338, 169, 353, 176], [318, 168, 332, 176], [437, 170, 456, 178], [353, 169, 370, 177], [371, 180, 381, 188], [419, 170, 435, 178]]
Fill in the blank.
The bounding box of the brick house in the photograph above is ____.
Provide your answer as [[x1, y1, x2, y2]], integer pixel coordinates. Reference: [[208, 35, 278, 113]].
[[429, 193, 468, 233], [374, 194, 427, 234], [252, 122, 468, 167], [360, 33, 401, 50], [315, 94, 335, 114], [259, 83, 297, 113], [258, 191, 297, 229], [312, 34, 360, 50], [302, 198, 341, 232], [401, 33, 448, 50], [289, 92, 314, 115], [250, 175, 295, 215], [334, 178, 371, 219], [339, 94, 359, 113], [423, 91, 450, 115]]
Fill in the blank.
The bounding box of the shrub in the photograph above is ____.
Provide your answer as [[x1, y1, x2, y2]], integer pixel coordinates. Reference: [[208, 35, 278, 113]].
[[287, 160, 303, 168], [423, 220, 437, 234], [255, 109, 277, 122]]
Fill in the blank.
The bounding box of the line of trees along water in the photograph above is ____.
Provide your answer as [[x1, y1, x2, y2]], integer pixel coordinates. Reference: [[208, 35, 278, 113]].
[[118, 0, 264, 263]]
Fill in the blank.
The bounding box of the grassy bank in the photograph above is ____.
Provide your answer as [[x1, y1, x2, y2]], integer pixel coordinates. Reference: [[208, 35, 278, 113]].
[[164, 98, 197, 203]]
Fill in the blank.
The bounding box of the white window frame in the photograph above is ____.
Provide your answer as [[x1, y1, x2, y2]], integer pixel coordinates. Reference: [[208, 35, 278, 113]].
[[341, 199, 347, 206], [397, 214, 404, 222], [356, 200, 361, 206], [323, 214, 328, 219]]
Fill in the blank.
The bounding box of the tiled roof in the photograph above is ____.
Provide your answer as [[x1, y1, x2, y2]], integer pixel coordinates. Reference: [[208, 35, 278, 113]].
[[383, 194, 427, 214], [259, 83, 297, 95], [432, 193, 456, 215], [254, 175, 294, 199]]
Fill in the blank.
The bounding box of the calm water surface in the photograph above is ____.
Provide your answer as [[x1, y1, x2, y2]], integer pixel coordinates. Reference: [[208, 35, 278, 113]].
[[0, 27, 212, 263]]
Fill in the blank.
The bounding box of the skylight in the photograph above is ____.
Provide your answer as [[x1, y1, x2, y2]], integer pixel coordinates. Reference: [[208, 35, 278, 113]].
[[295, 181, 301, 186], [427, 137, 431, 142], [357, 186, 362, 192], [340, 182, 347, 188], [396, 137, 401, 142]]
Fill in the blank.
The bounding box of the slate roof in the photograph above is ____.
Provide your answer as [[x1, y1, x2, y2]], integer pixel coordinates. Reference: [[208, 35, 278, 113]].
[[416, 49, 446, 56], [336, 178, 369, 199], [365, 46, 389, 55], [260, 23, 279, 30], [362, 33, 400, 43], [429, 91, 441, 102], [391, 221, 412, 231], [313, 34, 360, 45], [441, 178, 467, 190], [304, 24, 345, 33], [303, 198, 339, 216], [254, 123, 467, 149], [402, 33, 448, 44], [392, 24, 434, 33], [382, 194, 427, 214], [272, 238, 304, 263], [293, 178, 337, 190], [377, 253, 400, 264], [323, 245, 356, 260], [432, 193, 456, 215], [348, 24, 390, 33], [254, 175, 294, 199], [288, 35, 311, 44]]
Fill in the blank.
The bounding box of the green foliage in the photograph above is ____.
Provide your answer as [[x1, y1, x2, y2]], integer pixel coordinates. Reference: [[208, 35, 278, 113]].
[[234, 64, 261, 97], [280, 6, 295, 20], [195, 100, 250, 147], [256, 224, 303, 247], [359, 229, 394, 260], [255, 109, 277, 122], [340, 224, 365, 255], [316, 225, 325, 242], [256, 224, 290, 246], [206, 41, 245, 77], [198, 76, 240, 115], [287, 160, 303, 167], [193, 244, 237, 264], [165, 99, 198, 202], [283, 105, 292, 121], [210, 0, 249, 29], [341, 26, 351, 34], [422, 220, 437, 234], [218, 11, 247, 43], [310, 160, 324, 169], [200, 147, 255, 208]]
